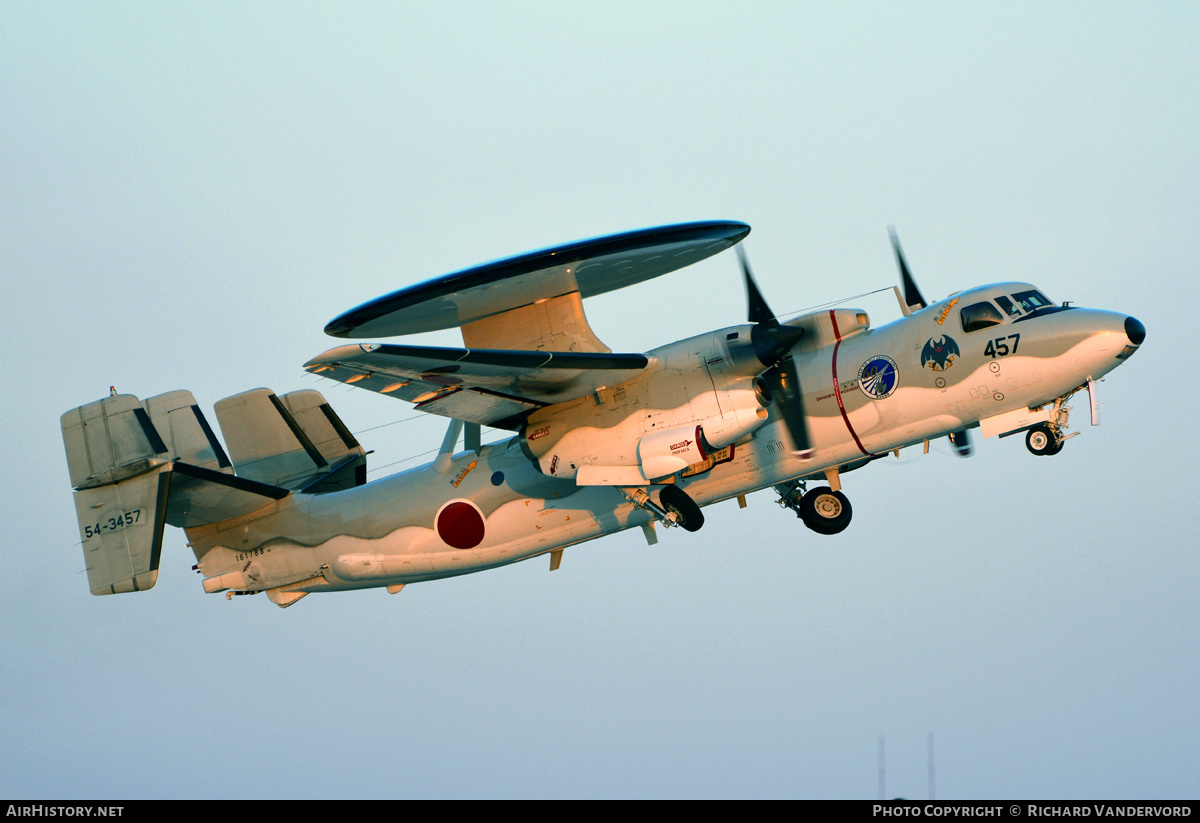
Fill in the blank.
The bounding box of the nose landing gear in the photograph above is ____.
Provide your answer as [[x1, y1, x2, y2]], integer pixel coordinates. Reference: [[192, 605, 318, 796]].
[[1025, 423, 1063, 456], [1021, 390, 1087, 456]]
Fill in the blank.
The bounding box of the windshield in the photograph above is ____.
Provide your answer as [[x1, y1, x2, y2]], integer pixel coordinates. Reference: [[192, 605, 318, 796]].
[[994, 295, 1023, 317], [1013, 289, 1053, 312]]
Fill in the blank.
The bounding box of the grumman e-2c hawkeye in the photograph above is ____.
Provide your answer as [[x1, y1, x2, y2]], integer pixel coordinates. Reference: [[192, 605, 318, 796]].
[[61, 221, 1145, 607]]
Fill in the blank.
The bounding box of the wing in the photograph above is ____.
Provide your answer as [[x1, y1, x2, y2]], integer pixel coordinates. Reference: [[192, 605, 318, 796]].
[[305, 343, 654, 429]]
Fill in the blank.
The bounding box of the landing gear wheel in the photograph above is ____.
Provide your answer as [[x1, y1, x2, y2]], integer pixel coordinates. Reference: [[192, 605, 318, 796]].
[[1025, 424, 1062, 456], [659, 485, 704, 532], [799, 488, 852, 535]]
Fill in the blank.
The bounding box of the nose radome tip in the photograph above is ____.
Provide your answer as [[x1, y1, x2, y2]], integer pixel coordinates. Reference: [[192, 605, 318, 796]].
[[1125, 316, 1146, 346]]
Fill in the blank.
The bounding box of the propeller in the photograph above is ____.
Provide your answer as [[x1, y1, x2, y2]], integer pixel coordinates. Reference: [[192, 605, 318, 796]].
[[888, 227, 971, 457], [889, 226, 927, 313], [948, 428, 973, 457], [737, 246, 813, 456]]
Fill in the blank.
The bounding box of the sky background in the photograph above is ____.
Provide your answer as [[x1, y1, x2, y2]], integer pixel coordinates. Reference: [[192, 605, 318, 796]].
[[2, 1, 1197, 799]]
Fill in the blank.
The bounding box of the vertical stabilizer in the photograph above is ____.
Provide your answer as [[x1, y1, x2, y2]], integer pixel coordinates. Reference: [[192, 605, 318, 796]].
[[144, 390, 232, 473], [62, 394, 170, 489], [72, 472, 170, 594], [62, 390, 289, 595], [61, 393, 178, 595], [278, 390, 367, 491], [214, 388, 366, 492]]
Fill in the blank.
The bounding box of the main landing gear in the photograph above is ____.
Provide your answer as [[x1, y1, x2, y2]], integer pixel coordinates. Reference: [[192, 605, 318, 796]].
[[774, 476, 853, 535], [659, 484, 705, 532], [622, 484, 705, 532]]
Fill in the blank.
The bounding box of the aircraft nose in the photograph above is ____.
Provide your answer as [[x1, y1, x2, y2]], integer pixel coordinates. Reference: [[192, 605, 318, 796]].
[[1125, 315, 1146, 346]]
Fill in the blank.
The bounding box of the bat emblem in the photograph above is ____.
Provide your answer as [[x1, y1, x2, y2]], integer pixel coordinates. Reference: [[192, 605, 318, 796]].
[[921, 335, 960, 371]]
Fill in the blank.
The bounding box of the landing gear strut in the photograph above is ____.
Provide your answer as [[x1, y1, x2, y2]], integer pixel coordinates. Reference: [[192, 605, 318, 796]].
[[659, 484, 704, 532], [1021, 390, 1086, 456], [621, 484, 704, 532], [774, 479, 854, 535]]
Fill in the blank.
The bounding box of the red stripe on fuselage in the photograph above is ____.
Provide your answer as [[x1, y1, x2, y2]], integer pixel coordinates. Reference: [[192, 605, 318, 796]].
[[829, 310, 870, 456]]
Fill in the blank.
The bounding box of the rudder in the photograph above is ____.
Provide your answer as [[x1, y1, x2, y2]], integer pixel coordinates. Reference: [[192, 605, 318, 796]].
[[214, 388, 366, 492], [61, 392, 205, 595]]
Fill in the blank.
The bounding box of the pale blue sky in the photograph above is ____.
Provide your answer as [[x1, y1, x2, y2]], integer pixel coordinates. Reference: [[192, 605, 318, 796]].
[[2, 2, 1197, 799]]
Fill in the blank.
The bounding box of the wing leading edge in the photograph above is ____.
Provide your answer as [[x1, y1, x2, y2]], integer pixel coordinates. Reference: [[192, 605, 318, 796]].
[[305, 343, 654, 429]]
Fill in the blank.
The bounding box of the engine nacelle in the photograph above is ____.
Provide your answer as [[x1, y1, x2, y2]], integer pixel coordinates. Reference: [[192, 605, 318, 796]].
[[699, 389, 771, 450], [637, 424, 708, 481]]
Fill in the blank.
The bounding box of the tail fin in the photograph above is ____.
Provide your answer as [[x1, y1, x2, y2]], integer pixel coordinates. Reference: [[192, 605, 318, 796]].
[[214, 388, 367, 492], [61, 391, 289, 595]]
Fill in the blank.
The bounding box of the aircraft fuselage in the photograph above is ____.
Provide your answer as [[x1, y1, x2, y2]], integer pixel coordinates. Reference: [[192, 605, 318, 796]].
[[187, 281, 1143, 601]]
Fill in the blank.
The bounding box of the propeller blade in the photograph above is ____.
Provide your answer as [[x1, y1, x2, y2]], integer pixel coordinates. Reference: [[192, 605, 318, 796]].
[[948, 428, 972, 457], [738, 244, 813, 456], [889, 226, 927, 311], [776, 356, 813, 455], [739, 246, 776, 326]]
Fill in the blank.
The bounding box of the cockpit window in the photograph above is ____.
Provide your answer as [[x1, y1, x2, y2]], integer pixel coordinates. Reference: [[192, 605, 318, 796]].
[[1013, 289, 1053, 312], [994, 295, 1023, 317], [960, 301, 1005, 333]]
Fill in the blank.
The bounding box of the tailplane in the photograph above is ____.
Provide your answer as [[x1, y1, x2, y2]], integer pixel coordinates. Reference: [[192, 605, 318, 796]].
[[61, 387, 364, 595]]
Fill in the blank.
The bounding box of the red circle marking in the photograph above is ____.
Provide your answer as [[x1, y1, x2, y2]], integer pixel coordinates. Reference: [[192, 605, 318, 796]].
[[436, 501, 485, 549]]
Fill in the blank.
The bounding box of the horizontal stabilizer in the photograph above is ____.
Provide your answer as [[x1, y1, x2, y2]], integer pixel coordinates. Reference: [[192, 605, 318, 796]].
[[164, 461, 290, 528]]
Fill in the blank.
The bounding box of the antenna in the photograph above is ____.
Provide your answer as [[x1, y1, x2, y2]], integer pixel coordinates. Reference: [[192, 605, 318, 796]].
[[928, 732, 936, 800], [878, 736, 886, 800], [874, 733, 936, 799]]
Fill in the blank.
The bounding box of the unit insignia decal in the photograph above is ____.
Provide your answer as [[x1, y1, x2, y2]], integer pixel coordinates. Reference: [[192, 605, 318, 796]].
[[921, 335, 960, 372], [858, 355, 899, 399]]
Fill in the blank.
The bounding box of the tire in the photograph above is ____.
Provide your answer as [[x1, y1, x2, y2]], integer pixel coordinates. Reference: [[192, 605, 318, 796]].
[[799, 488, 852, 535], [659, 485, 704, 532], [1025, 424, 1060, 456]]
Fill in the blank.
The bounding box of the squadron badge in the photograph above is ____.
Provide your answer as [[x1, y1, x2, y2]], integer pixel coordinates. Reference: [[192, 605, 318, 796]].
[[921, 335, 960, 372], [858, 355, 898, 399]]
